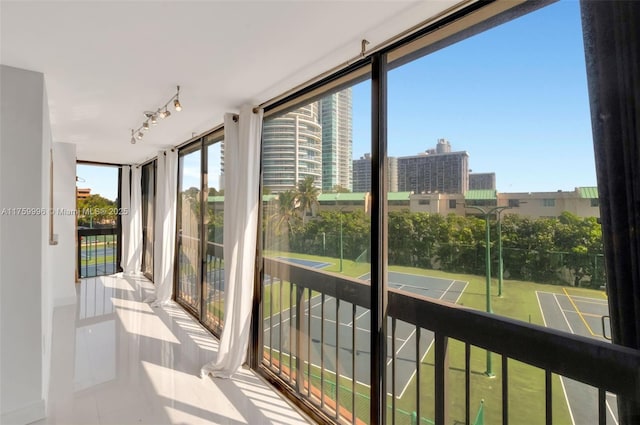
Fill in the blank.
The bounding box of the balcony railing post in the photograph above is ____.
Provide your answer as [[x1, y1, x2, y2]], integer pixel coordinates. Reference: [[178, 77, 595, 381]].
[[434, 332, 449, 425], [295, 283, 306, 394]]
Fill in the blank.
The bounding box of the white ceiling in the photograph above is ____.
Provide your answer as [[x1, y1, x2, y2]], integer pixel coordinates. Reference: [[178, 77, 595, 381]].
[[1, 0, 464, 165]]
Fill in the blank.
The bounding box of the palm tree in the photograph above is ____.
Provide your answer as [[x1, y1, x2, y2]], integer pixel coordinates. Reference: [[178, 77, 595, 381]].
[[272, 190, 300, 235], [296, 176, 320, 223]]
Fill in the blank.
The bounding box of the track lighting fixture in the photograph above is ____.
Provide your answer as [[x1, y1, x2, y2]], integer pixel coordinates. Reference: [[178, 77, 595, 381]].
[[129, 85, 182, 143], [174, 85, 182, 112]]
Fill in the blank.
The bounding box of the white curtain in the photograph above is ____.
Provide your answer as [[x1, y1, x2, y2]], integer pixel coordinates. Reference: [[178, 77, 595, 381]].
[[124, 165, 143, 275], [201, 105, 263, 379], [146, 150, 178, 306], [119, 166, 131, 272]]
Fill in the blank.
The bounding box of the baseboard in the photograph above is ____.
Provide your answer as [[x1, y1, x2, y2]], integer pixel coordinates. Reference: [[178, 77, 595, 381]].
[[1, 399, 45, 424]]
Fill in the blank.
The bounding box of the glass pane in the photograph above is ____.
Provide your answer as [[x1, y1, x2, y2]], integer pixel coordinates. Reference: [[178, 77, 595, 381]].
[[261, 77, 372, 423], [76, 164, 119, 278], [141, 161, 155, 279], [177, 148, 202, 313], [385, 1, 609, 424], [204, 137, 224, 333]]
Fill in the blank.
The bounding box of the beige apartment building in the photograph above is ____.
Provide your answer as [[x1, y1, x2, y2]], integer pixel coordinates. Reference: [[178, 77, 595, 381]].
[[261, 186, 600, 219]]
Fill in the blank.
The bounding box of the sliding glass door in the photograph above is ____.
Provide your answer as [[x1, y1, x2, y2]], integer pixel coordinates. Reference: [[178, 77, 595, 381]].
[[203, 134, 225, 334], [176, 146, 202, 314], [175, 131, 225, 335], [141, 161, 155, 281]]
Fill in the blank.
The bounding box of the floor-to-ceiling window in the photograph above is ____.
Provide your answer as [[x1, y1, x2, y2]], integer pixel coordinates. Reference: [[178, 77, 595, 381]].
[[177, 145, 202, 314], [383, 2, 610, 423], [76, 163, 121, 278], [259, 71, 373, 424], [141, 160, 155, 281], [203, 132, 225, 334], [175, 130, 226, 336], [249, 2, 639, 425]]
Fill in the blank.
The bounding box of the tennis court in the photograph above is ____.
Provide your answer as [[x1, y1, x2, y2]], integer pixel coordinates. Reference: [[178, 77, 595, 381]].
[[276, 257, 332, 269], [264, 271, 467, 397], [537, 289, 618, 425]]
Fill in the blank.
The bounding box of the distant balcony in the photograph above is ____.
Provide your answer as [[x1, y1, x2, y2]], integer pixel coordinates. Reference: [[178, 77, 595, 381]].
[[77, 227, 119, 278]]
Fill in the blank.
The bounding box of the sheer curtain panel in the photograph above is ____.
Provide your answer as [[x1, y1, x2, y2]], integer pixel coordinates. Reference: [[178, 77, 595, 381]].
[[201, 105, 263, 378], [146, 150, 178, 306], [124, 165, 142, 275]]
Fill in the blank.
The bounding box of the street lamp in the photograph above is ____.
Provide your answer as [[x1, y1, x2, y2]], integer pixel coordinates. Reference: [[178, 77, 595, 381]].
[[495, 208, 511, 297], [464, 204, 511, 377], [339, 214, 343, 272]]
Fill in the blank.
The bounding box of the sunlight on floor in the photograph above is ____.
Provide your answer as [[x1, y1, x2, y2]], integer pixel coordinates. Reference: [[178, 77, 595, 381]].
[[35, 274, 310, 425]]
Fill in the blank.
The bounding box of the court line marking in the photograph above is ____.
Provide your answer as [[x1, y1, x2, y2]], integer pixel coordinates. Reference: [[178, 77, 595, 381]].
[[389, 279, 458, 366], [347, 309, 372, 327], [536, 291, 577, 425], [265, 347, 373, 389], [571, 295, 609, 306], [561, 309, 607, 320], [265, 274, 469, 399], [541, 291, 619, 424], [571, 294, 607, 301], [562, 288, 597, 336], [395, 279, 468, 400], [553, 293, 576, 334]]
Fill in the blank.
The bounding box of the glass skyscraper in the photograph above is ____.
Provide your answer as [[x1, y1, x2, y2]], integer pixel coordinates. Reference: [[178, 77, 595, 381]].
[[320, 88, 353, 192]]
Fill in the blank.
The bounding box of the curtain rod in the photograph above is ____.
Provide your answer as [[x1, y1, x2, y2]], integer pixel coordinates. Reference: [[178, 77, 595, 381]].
[[174, 0, 475, 151], [253, 0, 476, 112]]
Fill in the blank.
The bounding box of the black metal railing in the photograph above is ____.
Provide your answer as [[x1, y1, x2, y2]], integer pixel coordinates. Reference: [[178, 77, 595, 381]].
[[176, 233, 201, 312], [260, 257, 640, 425], [204, 241, 224, 336], [77, 227, 118, 278], [175, 236, 225, 337]]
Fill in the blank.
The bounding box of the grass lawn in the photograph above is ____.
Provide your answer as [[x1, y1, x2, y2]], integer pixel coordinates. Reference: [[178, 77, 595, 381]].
[[261, 251, 608, 424]]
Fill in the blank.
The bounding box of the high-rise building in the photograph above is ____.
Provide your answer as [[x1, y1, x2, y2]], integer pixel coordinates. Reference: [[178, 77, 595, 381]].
[[352, 154, 398, 192], [436, 138, 451, 153], [469, 172, 496, 190], [321, 89, 352, 192], [261, 103, 322, 193], [397, 143, 469, 194]]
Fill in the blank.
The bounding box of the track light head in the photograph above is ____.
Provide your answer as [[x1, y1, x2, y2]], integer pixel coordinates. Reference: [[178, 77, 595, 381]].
[[174, 85, 182, 111], [128, 85, 181, 143]]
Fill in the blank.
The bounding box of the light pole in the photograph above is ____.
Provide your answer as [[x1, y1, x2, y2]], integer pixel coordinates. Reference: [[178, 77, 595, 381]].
[[464, 204, 510, 377], [496, 209, 505, 297], [339, 211, 344, 272]]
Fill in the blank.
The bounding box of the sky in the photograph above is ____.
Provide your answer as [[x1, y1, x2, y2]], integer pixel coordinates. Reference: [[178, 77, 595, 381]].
[[77, 164, 119, 201], [350, 0, 595, 192], [79, 0, 595, 199]]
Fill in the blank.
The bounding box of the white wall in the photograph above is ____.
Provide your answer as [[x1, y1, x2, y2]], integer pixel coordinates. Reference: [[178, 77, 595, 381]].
[[50, 142, 78, 305], [0, 65, 47, 424], [40, 85, 53, 420]]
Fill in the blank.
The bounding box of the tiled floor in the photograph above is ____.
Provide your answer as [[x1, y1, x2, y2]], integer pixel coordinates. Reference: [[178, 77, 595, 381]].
[[34, 274, 310, 425]]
